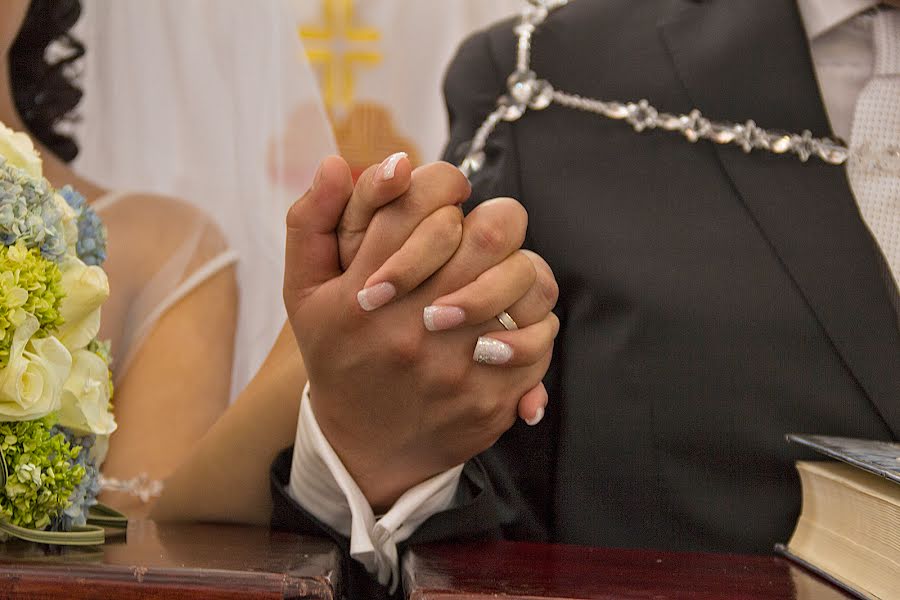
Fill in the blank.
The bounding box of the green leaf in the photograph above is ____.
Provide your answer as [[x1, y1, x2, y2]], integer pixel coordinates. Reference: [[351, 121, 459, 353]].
[[0, 520, 105, 545], [0, 449, 7, 488], [86, 504, 127, 529]]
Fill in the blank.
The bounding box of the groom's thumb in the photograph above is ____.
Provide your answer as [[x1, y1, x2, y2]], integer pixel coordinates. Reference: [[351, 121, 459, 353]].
[[284, 155, 354, 315]]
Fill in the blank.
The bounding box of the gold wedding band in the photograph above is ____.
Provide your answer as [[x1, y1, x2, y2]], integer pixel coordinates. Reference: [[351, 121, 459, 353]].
[[497, 311, 519, 331]]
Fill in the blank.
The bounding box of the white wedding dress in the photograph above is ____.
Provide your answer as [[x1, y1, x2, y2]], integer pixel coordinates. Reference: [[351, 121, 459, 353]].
[[73, 0, 336, 399]]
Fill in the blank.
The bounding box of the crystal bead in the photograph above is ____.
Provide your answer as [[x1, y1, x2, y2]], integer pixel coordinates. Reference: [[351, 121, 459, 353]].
[[507, 70, 537, 105], [604, 102, 630, 119], [514, 22, 536, 36], [499, 96, 527, 121], [792, 130, 815, 162], [626, 100, 658, 132], [680, 110, 707, 143], [751, 121, 771, 149], [657, 114, 682, 131], [733, 120, 759, 153], [528, 80, 554, 110], [816, 140, 849, 164], [460, 151, 486, 176], [707, 124, 734, 144], [770, 135, 792, 154]]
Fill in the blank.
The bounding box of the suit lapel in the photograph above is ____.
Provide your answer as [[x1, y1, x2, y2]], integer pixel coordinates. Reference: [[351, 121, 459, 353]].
[[660, 0, 900, 437]]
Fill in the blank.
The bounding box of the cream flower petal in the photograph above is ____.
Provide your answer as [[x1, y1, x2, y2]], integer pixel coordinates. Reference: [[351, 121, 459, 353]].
[[59, 349, 115, 436], [0, 315, 71, 421], [0, 121, 43, 178], [57, 258, 110, 351]]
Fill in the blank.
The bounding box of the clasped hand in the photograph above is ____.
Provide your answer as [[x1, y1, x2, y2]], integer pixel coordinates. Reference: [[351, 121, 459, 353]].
[[284, 155, 559, 512]]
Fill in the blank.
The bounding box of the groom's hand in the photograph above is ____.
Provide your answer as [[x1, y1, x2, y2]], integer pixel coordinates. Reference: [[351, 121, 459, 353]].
[[284, 156, 558, 512]]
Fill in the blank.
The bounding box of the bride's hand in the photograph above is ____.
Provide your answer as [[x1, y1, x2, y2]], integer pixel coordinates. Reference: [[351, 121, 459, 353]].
[[284, 155, 558, 512]]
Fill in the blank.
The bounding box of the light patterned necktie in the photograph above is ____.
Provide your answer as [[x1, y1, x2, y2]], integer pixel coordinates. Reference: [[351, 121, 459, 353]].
[[848, 7, 900, 286]]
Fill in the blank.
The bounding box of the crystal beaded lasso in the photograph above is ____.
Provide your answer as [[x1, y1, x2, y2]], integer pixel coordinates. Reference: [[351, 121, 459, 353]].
[[100, 473, 164, 503], [459, 0, 900, 178]]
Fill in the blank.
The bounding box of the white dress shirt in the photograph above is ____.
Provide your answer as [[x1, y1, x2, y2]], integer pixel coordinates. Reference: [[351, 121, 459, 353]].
[[288, 384, 463, 591], [288, 0, 899, 592], [798, 0, 881, 141]]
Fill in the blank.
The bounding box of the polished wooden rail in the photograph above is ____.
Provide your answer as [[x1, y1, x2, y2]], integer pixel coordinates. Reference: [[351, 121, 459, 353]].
[[0, 520, 340, 599], [403, 541, 854, 600]]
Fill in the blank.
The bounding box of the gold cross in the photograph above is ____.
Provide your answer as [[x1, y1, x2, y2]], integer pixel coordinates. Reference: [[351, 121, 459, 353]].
[[300, 0, 382, 111]]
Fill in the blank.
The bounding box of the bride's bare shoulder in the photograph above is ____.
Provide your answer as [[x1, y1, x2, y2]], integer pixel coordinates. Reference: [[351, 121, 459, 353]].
[[97, 192, 230, 280], [99, 192, 227, 251]]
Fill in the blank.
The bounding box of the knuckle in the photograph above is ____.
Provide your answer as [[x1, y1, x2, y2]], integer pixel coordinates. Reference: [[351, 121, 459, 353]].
[[336, 218, 362, 237], [469, 220, 510, 255], [386, 330, 423, 367], [425, 360, 470, 392], [434, 207, 464, 248], [486, 396, 518, 432], [474, 394, 504, 423], [474, 198, 528, 248], [437, 204, 465, 228]]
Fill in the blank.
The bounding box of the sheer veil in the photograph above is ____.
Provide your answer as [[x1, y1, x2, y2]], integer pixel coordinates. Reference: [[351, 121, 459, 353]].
[[72, 0, 336, 399]]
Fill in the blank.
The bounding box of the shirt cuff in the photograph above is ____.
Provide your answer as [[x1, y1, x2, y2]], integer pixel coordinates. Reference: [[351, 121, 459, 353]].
[[287, 381, 464, 592]]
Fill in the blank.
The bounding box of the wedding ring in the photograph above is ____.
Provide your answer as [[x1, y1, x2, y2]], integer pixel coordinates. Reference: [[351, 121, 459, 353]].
[[496, 310, 519, 331]]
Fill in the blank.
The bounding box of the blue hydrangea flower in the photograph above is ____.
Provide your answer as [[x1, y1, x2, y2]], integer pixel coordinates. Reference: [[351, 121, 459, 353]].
[[0, 158, 66, 261], [59, 186, 108, 266], [48, 428, 101, 531]]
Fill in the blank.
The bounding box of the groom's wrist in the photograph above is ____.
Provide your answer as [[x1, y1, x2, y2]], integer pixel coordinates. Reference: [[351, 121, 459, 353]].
[[307, 386, 448, 514]]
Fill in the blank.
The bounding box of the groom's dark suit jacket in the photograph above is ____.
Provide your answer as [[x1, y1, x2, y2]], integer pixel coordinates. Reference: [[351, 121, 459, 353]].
[[271, 1, 900, 597]]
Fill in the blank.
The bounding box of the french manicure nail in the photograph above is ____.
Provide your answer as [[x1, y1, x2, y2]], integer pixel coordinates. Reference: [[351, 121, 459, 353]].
[[473, 336, 513, 365], [423, 306, 466, 331], [377, 152, 408, 181], [357, 282, 397, 311], [525, 405, 545, 427]]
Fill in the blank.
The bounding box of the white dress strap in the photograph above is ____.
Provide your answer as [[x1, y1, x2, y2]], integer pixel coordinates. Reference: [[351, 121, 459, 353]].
[[91, 190, 143, 213], [115, 248, 239, 377]]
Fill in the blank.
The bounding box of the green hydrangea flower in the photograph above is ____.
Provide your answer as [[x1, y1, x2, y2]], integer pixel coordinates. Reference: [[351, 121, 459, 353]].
[[85, 338, 111, 365], [0, 242, 65, 369], [0, 418, 84, 529], [86, 338, 114, 407]]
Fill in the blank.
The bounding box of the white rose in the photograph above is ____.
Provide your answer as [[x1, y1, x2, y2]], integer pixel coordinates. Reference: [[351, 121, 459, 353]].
[[56, 258, 110, 351], [0, 121, 42, 178], [0, 315, 72, 421], [91, 434, 110, 465], [58, 348, 116, 436]]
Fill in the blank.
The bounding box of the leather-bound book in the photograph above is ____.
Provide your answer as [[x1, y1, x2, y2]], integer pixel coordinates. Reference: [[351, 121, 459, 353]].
[[778, 435, 900, 600]]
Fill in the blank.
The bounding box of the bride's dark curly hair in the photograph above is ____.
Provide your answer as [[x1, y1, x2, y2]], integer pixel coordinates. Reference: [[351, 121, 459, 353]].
[[9, 0, 84, 162]]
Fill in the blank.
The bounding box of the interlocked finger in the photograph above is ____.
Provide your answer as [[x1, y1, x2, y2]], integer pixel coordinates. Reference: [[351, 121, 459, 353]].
[[358, 205, 464, 311], [472, 312, 560, 368], [423, 250, 536, 331], [497, 250, 559, 332]]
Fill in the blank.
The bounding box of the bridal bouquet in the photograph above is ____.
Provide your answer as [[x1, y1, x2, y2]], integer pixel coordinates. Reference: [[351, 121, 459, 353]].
[[0, 122, 121, 545]]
